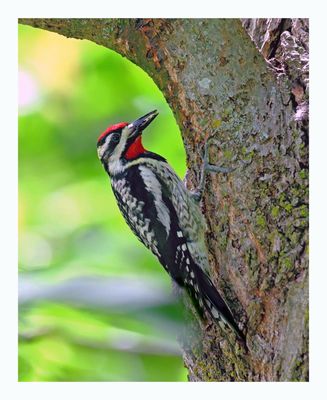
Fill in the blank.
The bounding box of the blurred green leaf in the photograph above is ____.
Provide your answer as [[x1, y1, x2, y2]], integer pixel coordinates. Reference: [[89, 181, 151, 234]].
[[19, 23, 187, 381]]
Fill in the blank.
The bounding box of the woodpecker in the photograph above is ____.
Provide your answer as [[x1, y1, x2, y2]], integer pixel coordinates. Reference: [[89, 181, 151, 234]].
[[97, 110, 245, 343]]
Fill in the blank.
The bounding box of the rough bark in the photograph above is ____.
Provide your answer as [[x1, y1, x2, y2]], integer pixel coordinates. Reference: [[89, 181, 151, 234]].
[[19, 18, 309, 382]]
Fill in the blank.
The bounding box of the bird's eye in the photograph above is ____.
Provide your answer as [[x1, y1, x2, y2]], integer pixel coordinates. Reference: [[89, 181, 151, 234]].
[[111, 133, 120, 143]]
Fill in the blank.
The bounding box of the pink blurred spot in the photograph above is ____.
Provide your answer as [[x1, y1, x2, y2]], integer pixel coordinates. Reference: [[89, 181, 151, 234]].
[[19, 69, 39, 111]]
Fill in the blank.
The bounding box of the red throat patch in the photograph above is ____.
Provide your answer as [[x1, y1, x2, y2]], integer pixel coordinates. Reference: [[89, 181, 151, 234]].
[[125, 136, 146, 160]]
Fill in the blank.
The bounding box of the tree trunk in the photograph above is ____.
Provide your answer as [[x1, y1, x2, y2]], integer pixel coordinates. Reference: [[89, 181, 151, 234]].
[[19, 18, 309, 382]]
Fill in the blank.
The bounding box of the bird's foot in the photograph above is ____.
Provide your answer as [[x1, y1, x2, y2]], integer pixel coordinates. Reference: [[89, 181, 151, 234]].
[[191, 137, 237, 203]]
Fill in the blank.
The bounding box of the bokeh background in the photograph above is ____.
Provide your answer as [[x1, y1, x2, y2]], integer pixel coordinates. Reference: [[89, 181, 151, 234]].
[[18, 24, 188, 382]]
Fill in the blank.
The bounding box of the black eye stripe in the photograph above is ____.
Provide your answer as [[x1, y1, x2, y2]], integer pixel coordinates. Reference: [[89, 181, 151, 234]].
[[97, 129, 121, 147], [111, 133, 120, 143], [97, 128, 123, 162]]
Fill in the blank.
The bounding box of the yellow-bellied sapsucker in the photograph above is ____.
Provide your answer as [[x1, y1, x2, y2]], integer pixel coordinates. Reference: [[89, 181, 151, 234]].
[[97, 110, 245, 343]]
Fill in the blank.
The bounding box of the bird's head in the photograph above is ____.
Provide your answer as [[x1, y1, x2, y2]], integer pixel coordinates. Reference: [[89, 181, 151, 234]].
[[97, 110, 159, 174]]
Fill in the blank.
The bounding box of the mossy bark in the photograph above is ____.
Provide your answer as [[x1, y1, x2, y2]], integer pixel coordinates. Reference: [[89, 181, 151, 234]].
[[19, 18, 309, 382]]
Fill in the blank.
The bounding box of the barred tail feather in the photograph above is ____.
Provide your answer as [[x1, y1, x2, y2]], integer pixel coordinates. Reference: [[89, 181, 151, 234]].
[[195, 267, 246, 344]]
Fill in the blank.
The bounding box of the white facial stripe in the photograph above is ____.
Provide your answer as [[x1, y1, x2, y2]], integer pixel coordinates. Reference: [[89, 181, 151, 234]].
[[97, 135, 112, 159], [110, 126, 129, 162], [106, 126, 134, 175]]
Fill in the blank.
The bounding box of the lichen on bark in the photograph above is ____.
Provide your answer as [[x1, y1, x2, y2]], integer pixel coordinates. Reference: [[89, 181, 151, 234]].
[[19, 18, 309, 382]]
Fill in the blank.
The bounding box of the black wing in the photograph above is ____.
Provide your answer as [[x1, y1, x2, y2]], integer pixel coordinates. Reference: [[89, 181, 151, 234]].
[[113, 164, 244, 341]]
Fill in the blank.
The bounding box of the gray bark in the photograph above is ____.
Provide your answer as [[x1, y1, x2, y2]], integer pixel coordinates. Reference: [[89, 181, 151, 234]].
[[19, 18, 309, 381]]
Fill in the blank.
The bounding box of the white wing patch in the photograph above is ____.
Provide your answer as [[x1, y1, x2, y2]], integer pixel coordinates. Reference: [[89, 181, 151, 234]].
[[139, 165, 171, 238], [111, 177, 160, 256], [115, 156, 210, 274]]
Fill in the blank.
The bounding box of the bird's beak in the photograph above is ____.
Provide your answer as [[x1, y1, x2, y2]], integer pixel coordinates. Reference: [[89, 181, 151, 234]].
[[128, 110, 159, 138]]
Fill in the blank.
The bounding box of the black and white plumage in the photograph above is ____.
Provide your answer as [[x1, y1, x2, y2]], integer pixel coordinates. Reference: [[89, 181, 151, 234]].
[[97, 110, 245, 342]]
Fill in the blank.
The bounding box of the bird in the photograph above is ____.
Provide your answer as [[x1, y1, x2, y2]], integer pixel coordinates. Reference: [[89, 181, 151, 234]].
[[96, 109, 246, 344]]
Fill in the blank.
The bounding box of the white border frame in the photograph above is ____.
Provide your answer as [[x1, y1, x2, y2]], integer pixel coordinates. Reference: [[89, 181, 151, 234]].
[[1, 1, 325, 398]]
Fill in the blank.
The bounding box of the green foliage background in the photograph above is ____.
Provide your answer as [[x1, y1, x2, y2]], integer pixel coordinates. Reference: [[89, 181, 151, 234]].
[[18, 24, 187, 382]]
